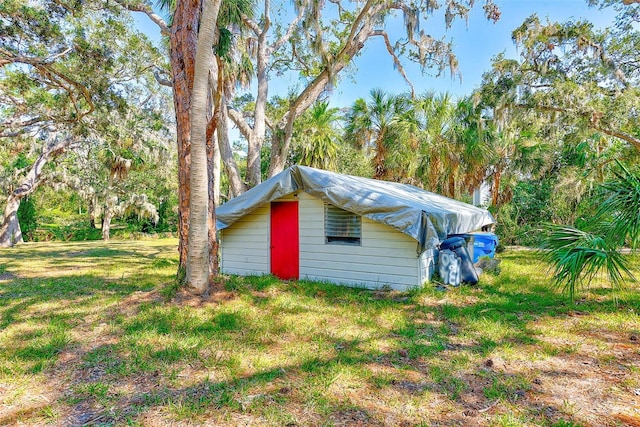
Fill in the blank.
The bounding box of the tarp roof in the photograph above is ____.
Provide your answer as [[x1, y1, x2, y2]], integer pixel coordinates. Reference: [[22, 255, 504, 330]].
[[216, 165, 495, 252]]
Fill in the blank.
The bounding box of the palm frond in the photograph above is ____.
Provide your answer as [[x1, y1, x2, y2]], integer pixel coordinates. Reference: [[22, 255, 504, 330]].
[[594, 160, 640, 249], [540, 225, 635, 301]]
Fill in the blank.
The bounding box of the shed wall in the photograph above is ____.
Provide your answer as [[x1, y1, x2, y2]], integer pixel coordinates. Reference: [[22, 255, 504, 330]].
[[296, 193, 424, 291], [220, 204, 270, 276], [220, 192, 435, 290]]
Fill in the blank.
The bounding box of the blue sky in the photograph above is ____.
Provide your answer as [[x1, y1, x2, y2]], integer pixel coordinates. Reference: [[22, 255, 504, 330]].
[[133, 0, 619, 107], [329, 0, 618, 106]]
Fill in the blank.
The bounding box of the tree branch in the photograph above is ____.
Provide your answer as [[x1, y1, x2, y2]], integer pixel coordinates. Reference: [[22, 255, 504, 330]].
[[13, 137, 81, 198], [0, 116, 46, 138], [513, 102, 640, 150], [576, 34, 630, 88], [114, 0, 170, 37], [34, 63, 95, 121], [372, 30, 415, 97], [593, 126, 640, 150], [271, 6, 305, 51], [267, 1, 390, 176], [227, 108, 254, 140], [242, 14, 262, 36], [154, 68, 173, 87]]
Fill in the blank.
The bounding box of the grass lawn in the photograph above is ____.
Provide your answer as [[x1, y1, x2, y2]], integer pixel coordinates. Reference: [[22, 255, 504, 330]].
[[0, 239, 639, 426]]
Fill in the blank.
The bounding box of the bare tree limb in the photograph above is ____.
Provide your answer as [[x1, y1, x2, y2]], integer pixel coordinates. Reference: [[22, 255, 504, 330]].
[[372, 30, 415, 97], [227, 108, 254, 140], [114, 0, 170, 37], [0, 117, 46, 138], [593, 126, 640, 150], [242, 14, 262, 36], [13, 137, 81, 198], [154, 68, 173, 87], [272, 6, 305, 51]]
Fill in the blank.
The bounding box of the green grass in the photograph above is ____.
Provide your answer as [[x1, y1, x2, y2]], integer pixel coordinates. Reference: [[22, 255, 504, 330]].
[[0, 241, 639, 426]]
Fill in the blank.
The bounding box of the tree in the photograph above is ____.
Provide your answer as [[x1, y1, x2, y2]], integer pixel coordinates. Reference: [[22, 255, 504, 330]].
[[185, 0, 223, 293], [0, 1, 168, 247], [482, 14, 640, 151], [135, 0, 255, 281], [226, 0, 502, 188], [497, 3, 640, 297], [291, 101, 341, 170], [345, 89, 415, 180], [447, 97, 495, 198], [414, 92, 461, 196], [473, 5, 640, 245], [0, 137, 79, 246], [541, 162, 639, 300], [588, 0, 640, 29]]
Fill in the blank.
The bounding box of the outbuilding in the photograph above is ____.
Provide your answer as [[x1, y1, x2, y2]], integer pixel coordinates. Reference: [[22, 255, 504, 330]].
[[216, 165, 494, 291]]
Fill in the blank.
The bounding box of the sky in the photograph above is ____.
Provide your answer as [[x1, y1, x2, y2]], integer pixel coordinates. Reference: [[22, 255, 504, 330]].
[[133, 0, 620, 108], [329, 0, 619, 106]]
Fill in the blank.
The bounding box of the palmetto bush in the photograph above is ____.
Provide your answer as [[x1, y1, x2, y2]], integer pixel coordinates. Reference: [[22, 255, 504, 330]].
[[596, 163, 640, 249], [540, 226, 634, 301], [541, 161, 640, 300]]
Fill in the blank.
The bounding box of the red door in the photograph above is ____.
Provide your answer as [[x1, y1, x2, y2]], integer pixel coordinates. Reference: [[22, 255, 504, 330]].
[[270, 201, 299, 280]]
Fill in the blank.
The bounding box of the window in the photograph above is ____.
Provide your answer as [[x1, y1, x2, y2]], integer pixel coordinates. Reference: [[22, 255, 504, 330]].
[[324, 204, 361, 245]]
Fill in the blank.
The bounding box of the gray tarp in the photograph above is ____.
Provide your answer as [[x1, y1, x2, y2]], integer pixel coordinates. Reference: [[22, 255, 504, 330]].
[[216, 165, 495, 252]]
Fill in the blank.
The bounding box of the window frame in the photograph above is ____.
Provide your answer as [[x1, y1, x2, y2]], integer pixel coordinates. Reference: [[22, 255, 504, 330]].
[[324, 204, 362, 246]]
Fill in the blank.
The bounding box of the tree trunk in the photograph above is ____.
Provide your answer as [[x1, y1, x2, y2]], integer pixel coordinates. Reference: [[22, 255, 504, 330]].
[[267, 60, 358, 178], [88, 195, 97, 229], [265, 3, 391, 178], [491, 169, 502, 207], [186, 0, 222, 294], [208, 57, 223, 207], [208, 137, 220, 284], [170, 0, 201, 272], [219, 99, 247, 197], [102, 206, 113, 241], [448, 162, 459, 199], [269, 126, 290, 177], [207, 115, 221, 289], [212, 136, 221, 206], [245, 2, 271, 188], [0, 196, 23, 247]]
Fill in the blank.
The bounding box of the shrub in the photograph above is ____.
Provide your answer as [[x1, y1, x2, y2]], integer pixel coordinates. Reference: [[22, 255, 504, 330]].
[[17, 197, 37, 242]]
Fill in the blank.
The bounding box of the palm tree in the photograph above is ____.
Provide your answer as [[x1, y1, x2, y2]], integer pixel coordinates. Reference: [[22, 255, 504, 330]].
[[154, 0, 254, 293], [293, 101, 340, 170], [186, 0, 223, 294], [344, 89, 414, 180], [414, 92, 459, 197], [450, 98, 495, 197]]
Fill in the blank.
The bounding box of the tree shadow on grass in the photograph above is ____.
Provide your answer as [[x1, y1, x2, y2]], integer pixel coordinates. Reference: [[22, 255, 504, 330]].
[[58, 291, 627, 424], [1, 248, 638, 426], [55, 328, 593, 427]]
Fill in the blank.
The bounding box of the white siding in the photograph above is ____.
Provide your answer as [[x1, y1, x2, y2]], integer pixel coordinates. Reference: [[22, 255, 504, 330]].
[[220, 205, 270, 276], [220, 192, 436, 291], [297, 193, 426, 291]]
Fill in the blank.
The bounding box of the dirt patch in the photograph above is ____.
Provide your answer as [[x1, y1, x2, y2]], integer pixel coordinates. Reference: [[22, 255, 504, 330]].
[[117, 290, 164, 315], [172, 287, 239, 308], [328, 408, 383, 426], [483, 328, 640, 426]]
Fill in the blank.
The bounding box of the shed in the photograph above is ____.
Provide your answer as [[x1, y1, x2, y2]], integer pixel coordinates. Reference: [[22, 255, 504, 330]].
[[216, 165, 494, 291]]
